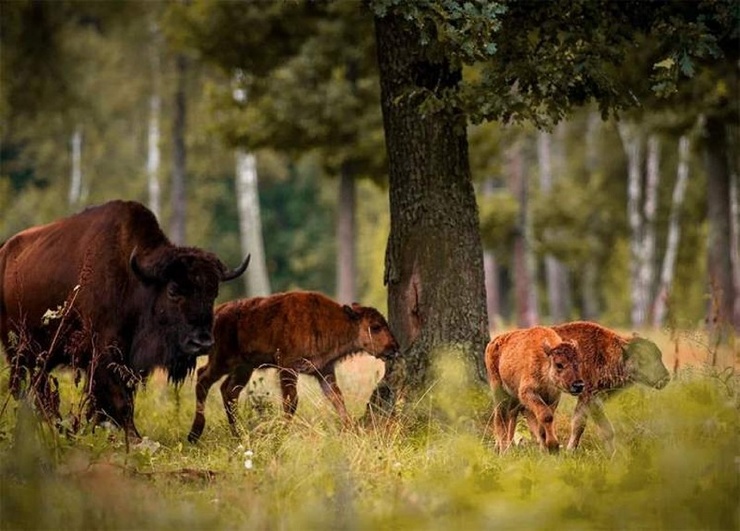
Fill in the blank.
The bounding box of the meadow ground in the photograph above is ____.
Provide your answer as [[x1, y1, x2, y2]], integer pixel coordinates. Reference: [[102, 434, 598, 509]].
[[0, 328, 737, 530]]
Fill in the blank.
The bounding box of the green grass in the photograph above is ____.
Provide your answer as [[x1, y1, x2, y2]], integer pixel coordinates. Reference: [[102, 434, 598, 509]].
[[0, 343, 738, 531]]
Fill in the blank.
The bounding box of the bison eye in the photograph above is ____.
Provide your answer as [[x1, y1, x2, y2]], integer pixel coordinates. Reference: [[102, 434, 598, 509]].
[[167, 283, 183, 299], [370, 324, 384, 334], [555, 362, 564, 370]]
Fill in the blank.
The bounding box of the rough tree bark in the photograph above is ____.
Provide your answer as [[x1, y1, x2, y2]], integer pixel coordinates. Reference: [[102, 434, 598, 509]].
[[366, 11, 489, 415]]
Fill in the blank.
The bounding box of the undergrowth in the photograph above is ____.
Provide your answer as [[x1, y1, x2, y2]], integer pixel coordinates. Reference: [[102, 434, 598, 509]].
[[0, 345, 738, 530]]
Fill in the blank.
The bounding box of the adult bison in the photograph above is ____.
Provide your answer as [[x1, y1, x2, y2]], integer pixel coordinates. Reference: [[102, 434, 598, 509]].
[[0, 200, 249, 440], [551, 321, 670, 453], [485, 326, 585, 454], [188, 291, 399, 442]]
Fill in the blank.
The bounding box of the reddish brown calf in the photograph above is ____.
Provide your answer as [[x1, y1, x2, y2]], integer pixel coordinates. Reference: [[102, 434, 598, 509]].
[[485, 327, 584, 453], [552, 321, 670, 452], [188, 291, 399, 442]]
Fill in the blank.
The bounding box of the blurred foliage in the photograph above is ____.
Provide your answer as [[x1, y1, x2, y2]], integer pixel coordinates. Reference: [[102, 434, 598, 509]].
[[1, 0, 735, 328]]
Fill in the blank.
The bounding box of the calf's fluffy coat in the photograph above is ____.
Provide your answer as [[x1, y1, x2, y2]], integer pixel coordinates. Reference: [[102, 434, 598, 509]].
[[485, 326, 585, 453], [188, 291, 399, 442], [551, 321, 670, 452]]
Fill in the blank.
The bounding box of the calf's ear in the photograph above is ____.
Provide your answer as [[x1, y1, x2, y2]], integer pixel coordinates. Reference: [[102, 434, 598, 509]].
[[542, 340, 553, 356], [343, 305, 361, 320]]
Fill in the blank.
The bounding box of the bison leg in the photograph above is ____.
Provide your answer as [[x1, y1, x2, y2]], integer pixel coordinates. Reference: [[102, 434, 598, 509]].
[[279, 369, 299, 418], [567, 396, 590, 451], [492, 408, 508, 452], [188, 362, 226, 443], [220, 366, 253, 437], [587, 397, 615, 455], [520, 389, 559, 453], [317, 367, 351, 426], [491, 386, 516, 453]]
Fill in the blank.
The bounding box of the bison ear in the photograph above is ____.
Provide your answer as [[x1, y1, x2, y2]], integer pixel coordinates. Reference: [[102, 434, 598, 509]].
[[130, 247, 159, 285], [542, 340, 553, 356], [343, 305, 361, 321]]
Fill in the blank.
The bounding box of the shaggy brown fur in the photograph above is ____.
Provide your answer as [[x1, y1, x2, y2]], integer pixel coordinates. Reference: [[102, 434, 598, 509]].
[[0, 200, 248, 440], [188, 291, 399, 442], [552, 321, 670, 452], [485, 326, 585, 454]]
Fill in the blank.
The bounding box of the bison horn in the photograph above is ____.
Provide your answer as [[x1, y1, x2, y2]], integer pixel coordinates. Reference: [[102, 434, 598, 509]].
[[221, 254, 250, 282], [130, 247, 159, 284]]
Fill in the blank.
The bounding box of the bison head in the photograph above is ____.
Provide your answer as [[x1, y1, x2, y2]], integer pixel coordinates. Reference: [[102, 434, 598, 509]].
[[130, 247, 249, 383], [624, 337, 670, 389], [344, 304, 400, 360], [544, 339, 585, 396]]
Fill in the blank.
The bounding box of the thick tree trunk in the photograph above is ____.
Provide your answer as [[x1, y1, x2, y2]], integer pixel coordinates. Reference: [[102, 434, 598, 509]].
[[653, 135, 690, 327], [170, 54, 187, 245], [704, 115, 737, 339], [509, 137, 538, 328], [336, 163, 357, 304], [366, 12, 489, 415], [235, 150, 271, 297]]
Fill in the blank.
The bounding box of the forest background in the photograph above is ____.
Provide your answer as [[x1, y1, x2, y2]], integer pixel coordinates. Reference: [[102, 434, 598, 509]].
[[1, 2, 738, 529], [1, 1, 738, 365]]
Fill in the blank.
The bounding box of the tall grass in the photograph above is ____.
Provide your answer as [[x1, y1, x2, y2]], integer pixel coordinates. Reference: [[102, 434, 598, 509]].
[[0, 338, 738, 530]]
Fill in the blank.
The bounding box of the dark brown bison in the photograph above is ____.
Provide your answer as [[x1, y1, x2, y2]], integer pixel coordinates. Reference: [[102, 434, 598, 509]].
[[485, 326, 585, 453], [0, 200, 249, 440], [188, 291, 399, 442], [551, 321, 670, 452]]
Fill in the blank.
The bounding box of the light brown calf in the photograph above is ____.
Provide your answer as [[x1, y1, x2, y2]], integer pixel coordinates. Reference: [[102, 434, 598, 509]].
[[188, 291, 399, 442], [552, 321, 670, 452], [485, 326, 585, 454]]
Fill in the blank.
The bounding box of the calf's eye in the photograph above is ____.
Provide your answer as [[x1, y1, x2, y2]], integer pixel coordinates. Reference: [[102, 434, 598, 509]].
[[555, 362, 564, 370]]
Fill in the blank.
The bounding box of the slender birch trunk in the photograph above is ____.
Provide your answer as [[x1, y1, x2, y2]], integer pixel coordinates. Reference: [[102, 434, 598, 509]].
[[336, 163, 357, 304], [147, 19, 162, 220], [235, 150, 270, 297], [69, 126, 83, 207], [641, 134, 661, 322], [618, 122, 648, 327], [653, 135, 690, 327], [509, 136, 537, 327], [170, 54, 187, 245], [537, 129, 569, 323], [481, 178, 501, 331], [582, 112, 601, 320]]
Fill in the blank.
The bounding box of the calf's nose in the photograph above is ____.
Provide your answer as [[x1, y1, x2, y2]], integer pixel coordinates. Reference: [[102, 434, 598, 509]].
[[570, 381, 585, 395]]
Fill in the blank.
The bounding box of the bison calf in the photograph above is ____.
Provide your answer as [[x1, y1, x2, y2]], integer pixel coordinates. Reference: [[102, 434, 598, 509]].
[[485, 327, 584, 454], [551, 321, 670, 452], [188, 291, 399, 442]]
